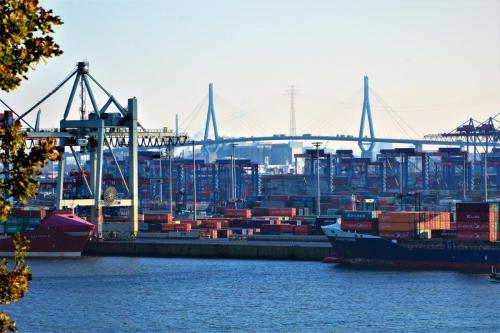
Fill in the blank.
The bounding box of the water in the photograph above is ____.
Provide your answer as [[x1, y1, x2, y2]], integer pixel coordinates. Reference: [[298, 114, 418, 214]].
[[3, 257, 499, 333]]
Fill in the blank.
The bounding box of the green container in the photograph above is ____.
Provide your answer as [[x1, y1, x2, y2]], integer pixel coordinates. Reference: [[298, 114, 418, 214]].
[[327, 208, 341, 216], [25, 218, 41, 226], [6, 225, 22, 234]]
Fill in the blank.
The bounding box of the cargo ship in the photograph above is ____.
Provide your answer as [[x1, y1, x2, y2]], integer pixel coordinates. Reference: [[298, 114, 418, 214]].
[[0, 209, 95, 258], [322, 202, 500, 271]]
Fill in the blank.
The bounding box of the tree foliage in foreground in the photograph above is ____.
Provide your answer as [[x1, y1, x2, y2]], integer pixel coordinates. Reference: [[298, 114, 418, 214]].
[[0, 1, 63, 331], [0, 235, 31, 333], [0, 0, 63, 91], [0, 120, 59, 222], [0, 120, 59, 333]]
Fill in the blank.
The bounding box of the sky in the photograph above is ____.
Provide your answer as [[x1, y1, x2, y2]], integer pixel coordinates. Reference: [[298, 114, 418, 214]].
[[2, 0, 499, 150]]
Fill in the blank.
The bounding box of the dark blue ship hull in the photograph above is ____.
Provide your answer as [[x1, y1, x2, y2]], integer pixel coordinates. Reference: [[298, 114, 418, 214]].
[[322, 225, 500, 270]]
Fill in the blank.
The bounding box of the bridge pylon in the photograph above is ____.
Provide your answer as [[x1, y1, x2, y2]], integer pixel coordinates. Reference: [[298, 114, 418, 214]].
[[202, 83, 220, 161], [358, 75, 376, 157]]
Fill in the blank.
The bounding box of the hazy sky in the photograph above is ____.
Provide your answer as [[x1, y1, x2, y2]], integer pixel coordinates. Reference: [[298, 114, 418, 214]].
[[3, 0, 499, 149]]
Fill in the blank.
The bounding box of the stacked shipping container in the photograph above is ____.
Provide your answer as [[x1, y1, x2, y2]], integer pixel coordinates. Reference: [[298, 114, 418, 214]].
[[340, 211, 379, 232], [378, 211, 451, 240], [456, 203, 499, 242]]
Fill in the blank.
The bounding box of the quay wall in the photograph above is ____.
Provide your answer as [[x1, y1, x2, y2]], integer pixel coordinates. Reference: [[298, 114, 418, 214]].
[[84, 239, 335, 261]]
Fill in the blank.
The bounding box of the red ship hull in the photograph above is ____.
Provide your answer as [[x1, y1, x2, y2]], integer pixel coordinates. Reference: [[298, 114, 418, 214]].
[[0, 211, 94, 258]]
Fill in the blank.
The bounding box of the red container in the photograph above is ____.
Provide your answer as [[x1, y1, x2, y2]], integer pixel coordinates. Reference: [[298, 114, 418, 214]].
[[252, 207, 270, 216], [201, 221, 222, 230], [176, 223, 192, 232], [224, 209, 251, 218], [267, 208, 296, 217], [200, 219, 229, 228], [260, 224, 294, 234], [293, 225, 312, 235], [341, 220, 377, 232], [379, 231, 414, 239], [160, 223, 191, 232], [456, 231, 490, 241], [178, 219, 202, 228], [143, 213, 173, 223], [456, 222, 490, 231], [456, 211, 492, 223], [13, 208, 46, 219], [160, 223, 175, 232]]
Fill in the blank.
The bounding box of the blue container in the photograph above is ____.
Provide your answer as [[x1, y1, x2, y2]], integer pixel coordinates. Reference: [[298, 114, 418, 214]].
[[139, 223, 150, 232], [247, 220, 267, 228], [260, 201, 286, 208]]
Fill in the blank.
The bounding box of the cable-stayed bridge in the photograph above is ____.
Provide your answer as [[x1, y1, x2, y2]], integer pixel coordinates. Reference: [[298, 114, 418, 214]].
[[0, 61, 497, 233]]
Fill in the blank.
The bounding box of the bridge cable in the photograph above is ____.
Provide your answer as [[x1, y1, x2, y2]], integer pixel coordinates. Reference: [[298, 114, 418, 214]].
[[213, 93, 270, 134], [181, 94, 208, 134], [369, 89, 421, 139]]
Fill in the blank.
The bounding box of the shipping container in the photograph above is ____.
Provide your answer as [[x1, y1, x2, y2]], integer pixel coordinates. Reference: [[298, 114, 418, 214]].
[[456, 202, 498, 212], [341, 210, 377, 221], [224, 209, 252, 218], [378, 222, 416, 232], [456, 231, 490, 241], [231, 228, 254, 236], [293, 224, 312, 235], [260, 224, 294, 234], [252, 207, 269, 216], [268, 208, 296, 217], [200, 220, 222, 230], [456, 222, 491, 231], [430, 229, 457, 239], [227, 219, 247, 228], [341, 220, 377, 232], [138, 223, 150, 232], [217, 229, 233, 238], [456, 211, 496, 223], [379, 231, 414, 240], [143, 212, 173, 223]]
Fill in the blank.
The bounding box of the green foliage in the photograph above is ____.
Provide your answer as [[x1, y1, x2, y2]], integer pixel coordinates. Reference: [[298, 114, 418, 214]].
[[0, 1, 63, 331], [0, 0, 63, 92], [0, 119, 59, 222], [0, 121, 58, 333], [0, 234, 32, 333]]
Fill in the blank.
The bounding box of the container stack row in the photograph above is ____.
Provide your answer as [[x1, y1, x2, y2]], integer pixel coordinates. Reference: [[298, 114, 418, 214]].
[[456, 202, 499, 242]]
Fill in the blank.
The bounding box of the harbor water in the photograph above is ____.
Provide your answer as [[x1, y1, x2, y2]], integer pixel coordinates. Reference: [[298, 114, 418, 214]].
[[4, 257, 499, 333]]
